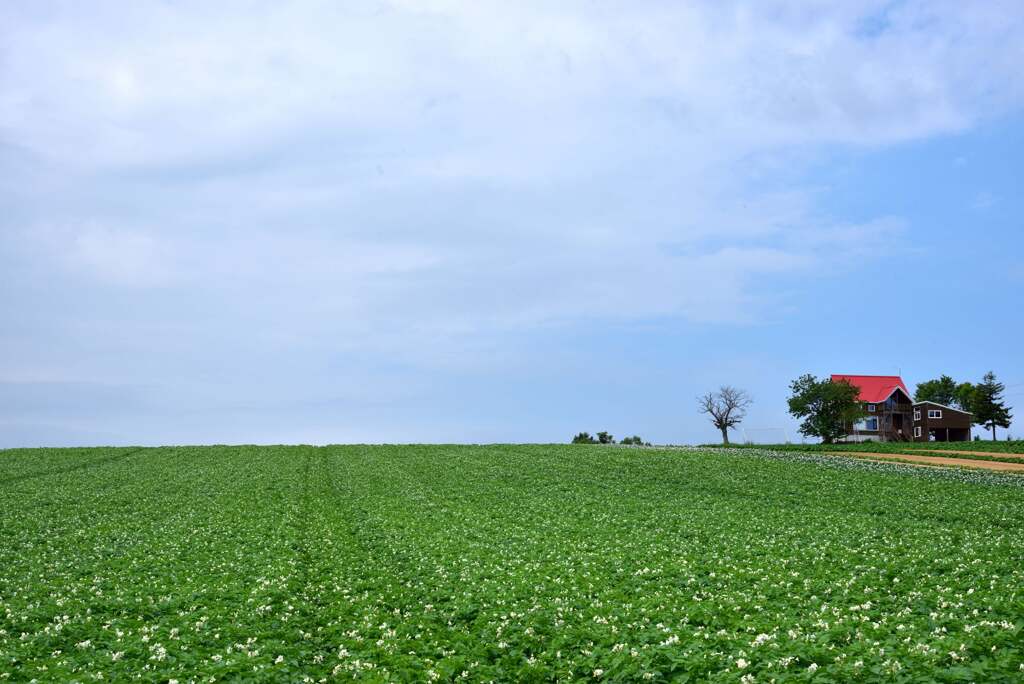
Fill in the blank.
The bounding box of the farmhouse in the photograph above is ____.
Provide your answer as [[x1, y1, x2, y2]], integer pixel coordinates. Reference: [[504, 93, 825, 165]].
[[831, 374, 973, 443]]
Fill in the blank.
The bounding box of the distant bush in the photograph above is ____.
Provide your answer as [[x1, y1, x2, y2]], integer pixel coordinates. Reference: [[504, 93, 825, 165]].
[[572, 432, 653, 446], [571, 432, 598, 444]]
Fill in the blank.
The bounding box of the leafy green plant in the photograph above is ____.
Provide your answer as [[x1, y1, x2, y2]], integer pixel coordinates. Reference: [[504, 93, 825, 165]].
[[1, 444, 1023, 681]]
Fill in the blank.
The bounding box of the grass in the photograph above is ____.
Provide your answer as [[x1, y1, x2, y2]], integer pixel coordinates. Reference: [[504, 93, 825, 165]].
[[703, 441, 1024, 463], [2, 444, 1024, 681]]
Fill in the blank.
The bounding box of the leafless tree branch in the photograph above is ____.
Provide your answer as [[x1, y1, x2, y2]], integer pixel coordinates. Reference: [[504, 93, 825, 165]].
[[697, 385, 752, 445]]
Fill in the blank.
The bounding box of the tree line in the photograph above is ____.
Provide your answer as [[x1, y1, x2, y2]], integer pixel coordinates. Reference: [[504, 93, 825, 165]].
[[572, 371, 1013, 445], [787, 371, 1012, 443], [570, 432, 651, 446], [693, 372, 1012, 445]]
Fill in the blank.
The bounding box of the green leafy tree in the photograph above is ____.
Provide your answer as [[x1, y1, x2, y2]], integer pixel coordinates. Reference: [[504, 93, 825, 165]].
[[787, 374, 863, 444], [914, 375, 958, 406], [596, 431, 615, 444], [972, 371, 1012, 440], [915, 375, 977, 412], [620, 435, 651, 446], [571, 432, 597, 444], [954, 382, 976, 413]]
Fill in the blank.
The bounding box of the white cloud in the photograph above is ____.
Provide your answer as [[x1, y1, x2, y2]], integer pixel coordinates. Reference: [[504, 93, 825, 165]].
[[0, 0, 1022, 392], [3, 2, 1022, 169]]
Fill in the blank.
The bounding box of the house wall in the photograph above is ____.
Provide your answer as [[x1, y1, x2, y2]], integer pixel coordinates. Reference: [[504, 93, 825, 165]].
[[912, 402, 973, 442], [851, 390, 914, 441]]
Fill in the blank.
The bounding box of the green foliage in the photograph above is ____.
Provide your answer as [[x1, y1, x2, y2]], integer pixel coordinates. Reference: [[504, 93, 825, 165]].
[[914, 374, 958, 406], [955, 382, 977, 412], [787, 374, 863, 444], [914, 375, 978, 413], [973, 371, 1013, 440], [2, 445, 1024, 681], [574, 432, 649, 446]]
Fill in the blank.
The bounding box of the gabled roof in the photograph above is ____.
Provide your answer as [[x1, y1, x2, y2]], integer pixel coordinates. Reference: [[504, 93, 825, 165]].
[[913, 400, 972, 415], [831, 374, 910, 403]]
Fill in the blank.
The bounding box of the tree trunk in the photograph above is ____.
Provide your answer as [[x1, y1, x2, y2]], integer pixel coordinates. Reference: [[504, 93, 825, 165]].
[[992, 424, 997, 441], [721, 427, 729, 445]]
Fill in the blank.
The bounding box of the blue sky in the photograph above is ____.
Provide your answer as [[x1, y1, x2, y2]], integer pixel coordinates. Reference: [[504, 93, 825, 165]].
[[2, 1, 1023, 447]]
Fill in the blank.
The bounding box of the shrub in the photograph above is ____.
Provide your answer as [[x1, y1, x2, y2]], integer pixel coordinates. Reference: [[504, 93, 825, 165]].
[[571, 432, 598, 444]]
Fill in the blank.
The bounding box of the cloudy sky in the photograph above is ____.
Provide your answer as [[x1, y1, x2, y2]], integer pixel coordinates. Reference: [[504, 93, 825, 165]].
[[2, 1, 1023, 447]]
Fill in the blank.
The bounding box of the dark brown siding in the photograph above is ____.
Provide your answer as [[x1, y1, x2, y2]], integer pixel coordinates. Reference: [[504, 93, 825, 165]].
[[912, 401, 973, 442], [854, 389, 914, 441]]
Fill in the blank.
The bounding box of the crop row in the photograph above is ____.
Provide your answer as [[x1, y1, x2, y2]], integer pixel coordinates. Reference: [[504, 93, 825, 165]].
[[1, 445, 1023, 681]]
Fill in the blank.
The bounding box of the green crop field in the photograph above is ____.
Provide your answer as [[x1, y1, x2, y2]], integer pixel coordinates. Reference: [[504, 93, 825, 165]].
[[2, 445, 1023, 682]]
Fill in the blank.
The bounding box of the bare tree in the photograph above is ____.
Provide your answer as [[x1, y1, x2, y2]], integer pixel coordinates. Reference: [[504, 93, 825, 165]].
[[698, 386, 752, 445]]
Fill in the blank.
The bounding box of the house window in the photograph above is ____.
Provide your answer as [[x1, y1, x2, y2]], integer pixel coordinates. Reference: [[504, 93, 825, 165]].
[[928, 409, 942, 419], [864, 417, 879, 431], [913, 409, 921, 421], [914, 426, 922, 438], [867, 404, 876, 412]]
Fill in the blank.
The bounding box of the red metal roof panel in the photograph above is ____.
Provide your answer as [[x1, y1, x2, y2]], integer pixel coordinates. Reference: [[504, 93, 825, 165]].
[[830, 374, 909, 403]]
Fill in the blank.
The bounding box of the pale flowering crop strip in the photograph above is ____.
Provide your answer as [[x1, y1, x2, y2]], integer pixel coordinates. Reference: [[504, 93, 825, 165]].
[[1, 445, 1023, 681], [700, 441, 1024, 462]]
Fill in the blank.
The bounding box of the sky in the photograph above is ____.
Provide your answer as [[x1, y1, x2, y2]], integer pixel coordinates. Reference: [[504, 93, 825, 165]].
[[2, 0, 1023, 447]]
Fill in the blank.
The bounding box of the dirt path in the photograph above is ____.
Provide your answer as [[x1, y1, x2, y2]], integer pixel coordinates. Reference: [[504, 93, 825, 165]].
[[898, 448, 1024, 458], [821, 451, 1024, 473]]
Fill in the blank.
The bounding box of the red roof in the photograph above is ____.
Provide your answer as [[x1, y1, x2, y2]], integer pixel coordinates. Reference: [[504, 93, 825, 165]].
[[830, 374, 909, 403]]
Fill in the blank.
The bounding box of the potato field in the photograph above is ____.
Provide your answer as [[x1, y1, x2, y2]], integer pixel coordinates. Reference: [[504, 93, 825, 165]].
[[1, 445, 1023, 682]]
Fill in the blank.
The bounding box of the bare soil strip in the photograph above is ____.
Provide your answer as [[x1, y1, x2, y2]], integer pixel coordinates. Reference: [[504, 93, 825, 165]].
[[898, 448, 1024, 458], [821, 451, 1024, 473]]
